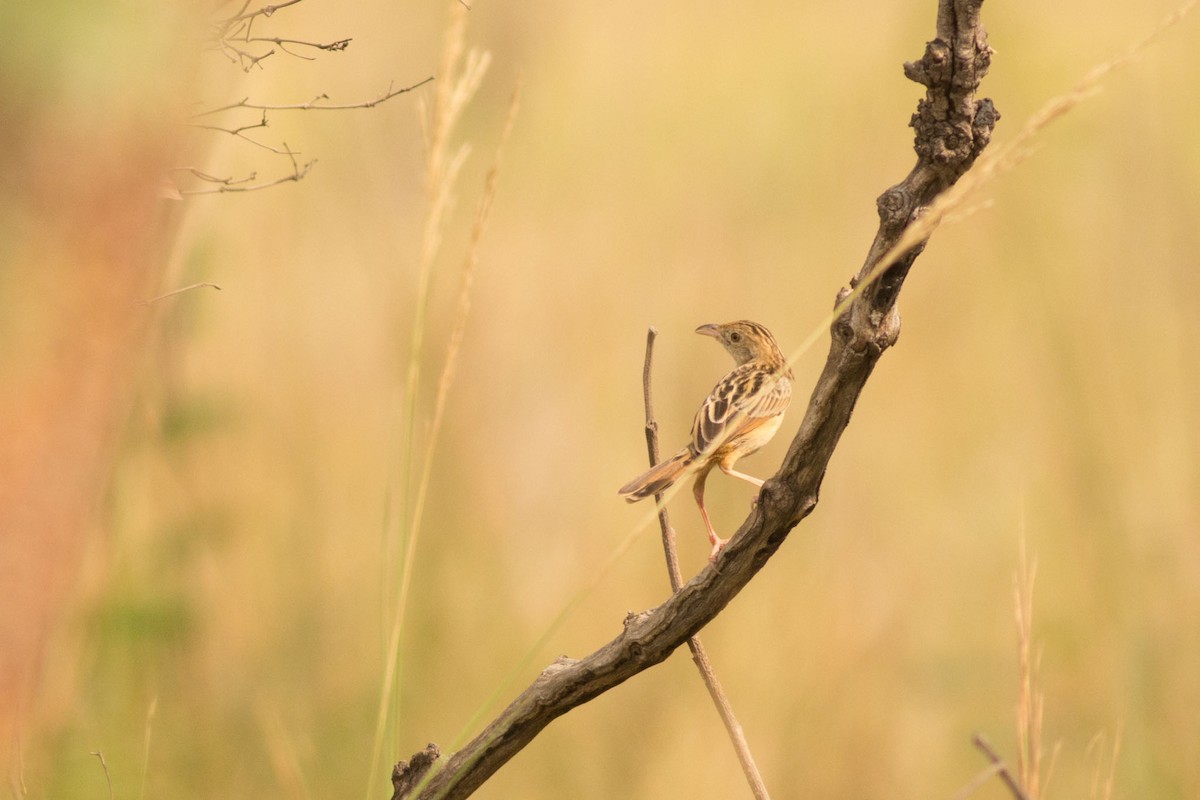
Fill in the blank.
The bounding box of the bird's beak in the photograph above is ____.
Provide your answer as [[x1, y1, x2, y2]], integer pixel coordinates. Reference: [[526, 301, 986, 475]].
[[694, 323, 721, 339]]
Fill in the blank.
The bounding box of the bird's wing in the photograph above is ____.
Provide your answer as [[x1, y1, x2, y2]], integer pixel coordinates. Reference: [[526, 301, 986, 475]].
[[691, 364, 791, 456]]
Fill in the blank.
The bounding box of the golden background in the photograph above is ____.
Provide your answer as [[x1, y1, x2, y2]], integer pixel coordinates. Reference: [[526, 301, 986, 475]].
[[3, 0, 1198, 797]]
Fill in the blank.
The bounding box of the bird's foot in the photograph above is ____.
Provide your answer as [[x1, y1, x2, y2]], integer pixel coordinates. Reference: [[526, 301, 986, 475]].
[[707, 537, 727, 565]]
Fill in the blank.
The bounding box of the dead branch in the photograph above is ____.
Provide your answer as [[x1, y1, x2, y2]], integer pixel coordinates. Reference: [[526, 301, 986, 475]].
[[243, 35, 352, 55], [391, 1, 996, 797], [178, 144, 314, 195], [194, 78, 434, 118], [186, 1, 430, 195], [216, 0, 306, 28]]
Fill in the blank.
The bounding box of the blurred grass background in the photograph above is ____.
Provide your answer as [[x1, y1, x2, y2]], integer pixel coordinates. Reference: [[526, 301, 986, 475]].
[[3, 0, 1199, 798]]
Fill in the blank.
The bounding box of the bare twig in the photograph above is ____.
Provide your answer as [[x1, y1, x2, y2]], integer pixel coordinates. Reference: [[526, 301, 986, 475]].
[[638, 328, 678, 585], [390, 2, 996, 798], [639, 329, 771, 800], [188, 115, 304, 156], [972, 733, 1032, 800], [217, 0, 305, 26], [168, 167, 259, 186], [189, 110, 269, 137], [243, 36, 352, 54], [193, 78, 433, 117], [178, 144, 315, 195], [218, 39, 277, 71]]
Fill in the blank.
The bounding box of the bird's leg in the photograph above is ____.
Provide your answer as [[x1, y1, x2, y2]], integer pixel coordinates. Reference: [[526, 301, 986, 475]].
[[719, 463, 766, 510], [718, 463, 764, 488], [692, 468, 725, 562]]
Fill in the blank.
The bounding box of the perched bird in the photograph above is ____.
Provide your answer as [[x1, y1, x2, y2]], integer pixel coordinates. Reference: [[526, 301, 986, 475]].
[[619, 320, 793, 561]]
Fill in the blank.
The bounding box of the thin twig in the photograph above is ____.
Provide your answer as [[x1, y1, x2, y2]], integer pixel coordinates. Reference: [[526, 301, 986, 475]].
[[193, 77, 433, 117], [178, 145, 315, 195], [639, 328, 681, 588], [640, 329, 771, 800], [242, 36, 352, 53], [217, 0, 305, 26], [190, 112, 269, 137], [972, 733, 1032, 800]]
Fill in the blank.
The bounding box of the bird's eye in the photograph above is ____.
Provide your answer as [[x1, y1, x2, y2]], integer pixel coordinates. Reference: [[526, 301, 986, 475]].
[[729, 331, 742, 343]]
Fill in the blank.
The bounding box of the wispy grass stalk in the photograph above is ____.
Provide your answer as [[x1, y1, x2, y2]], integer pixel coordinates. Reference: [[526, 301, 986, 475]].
[[138, 696, 157, 800], [1014, 534, 1044, 799], [366, 5, 500, 797]]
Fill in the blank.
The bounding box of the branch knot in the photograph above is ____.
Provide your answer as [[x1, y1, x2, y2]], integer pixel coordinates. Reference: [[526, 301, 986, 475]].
[[392, 743, 441, 800]]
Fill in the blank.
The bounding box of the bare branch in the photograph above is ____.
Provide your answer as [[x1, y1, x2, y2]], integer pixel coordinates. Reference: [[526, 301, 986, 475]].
[[217, 39, 277, 71], [392, 1, 997, 797], [178, 144, 315, 195], [194, 77, 433, 118], [216, 0, 305, 26], [188, 113, 307, 156], [168, 167, 258, 186], [189, 110, 268, 137], [243, 35, 352, 54]]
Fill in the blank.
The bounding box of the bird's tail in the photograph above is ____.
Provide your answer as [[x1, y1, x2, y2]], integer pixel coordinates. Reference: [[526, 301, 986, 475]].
[[618, 448, 694, 502]]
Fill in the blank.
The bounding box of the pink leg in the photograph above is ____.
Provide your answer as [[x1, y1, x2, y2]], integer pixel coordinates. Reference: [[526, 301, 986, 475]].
[[719, 463, 764, 488], [692, 468, 726, 562]]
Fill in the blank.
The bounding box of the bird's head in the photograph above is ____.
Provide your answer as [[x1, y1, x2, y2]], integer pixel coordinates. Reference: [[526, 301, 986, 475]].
[[695, 320, 785, 367]]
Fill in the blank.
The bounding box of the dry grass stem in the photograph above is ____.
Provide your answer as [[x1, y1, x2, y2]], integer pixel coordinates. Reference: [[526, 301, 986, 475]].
[[1085, 729, 1124, 800], [89, 752, 114, 800], [257, 702, 310, 800], [369, 5, 506, 796], [951, 762, 1004, 800], [139, 282, 223, 306], [1014, 539, 1040, 796], [399, 80, 521, 694], [1014, 534, 1054, 800]]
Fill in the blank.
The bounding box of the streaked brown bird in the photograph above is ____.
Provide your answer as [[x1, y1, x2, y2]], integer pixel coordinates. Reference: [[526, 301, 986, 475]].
[[619, 320, 793, 561]]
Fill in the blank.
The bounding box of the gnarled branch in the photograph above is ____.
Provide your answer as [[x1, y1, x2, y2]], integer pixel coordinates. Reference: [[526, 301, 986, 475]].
[[392, 1, 996, 797]]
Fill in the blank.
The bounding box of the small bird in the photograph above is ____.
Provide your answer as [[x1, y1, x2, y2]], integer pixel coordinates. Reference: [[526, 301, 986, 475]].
[[619, 320, 793, 561]]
